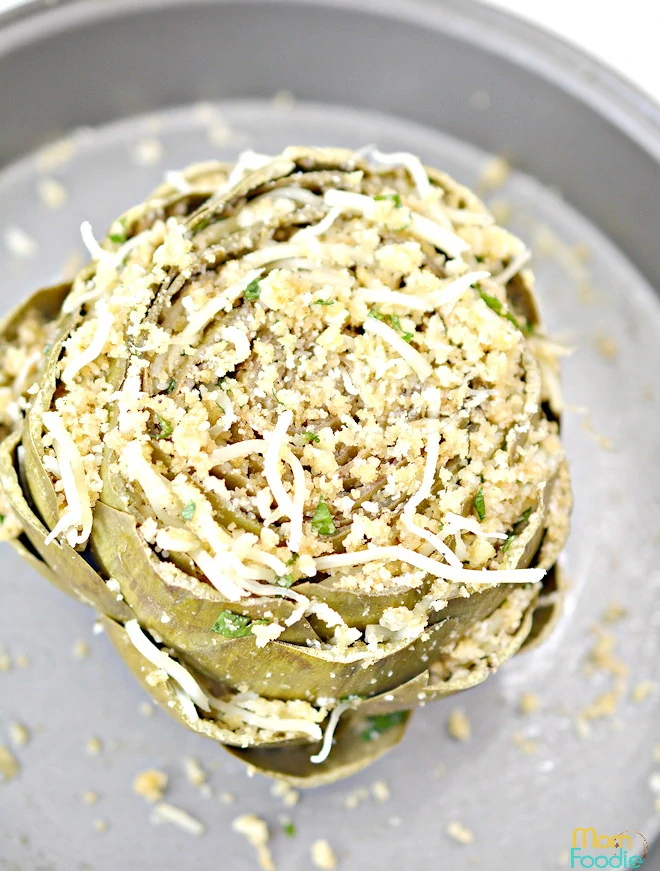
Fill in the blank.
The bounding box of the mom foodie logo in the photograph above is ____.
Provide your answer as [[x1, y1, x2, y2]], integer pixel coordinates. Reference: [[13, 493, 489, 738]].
[[570, 829, 649, 868]]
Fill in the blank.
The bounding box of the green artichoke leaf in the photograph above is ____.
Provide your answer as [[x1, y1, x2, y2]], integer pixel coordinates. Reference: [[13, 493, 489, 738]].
[[0, 432, 132, 621], [521, 564, 568, 653], [226, 706, 411, 788]]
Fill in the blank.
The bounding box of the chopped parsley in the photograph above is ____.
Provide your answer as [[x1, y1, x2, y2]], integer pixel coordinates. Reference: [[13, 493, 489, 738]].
[[473, 487, 486, 521], [191, 215, 213, 234], [478, 288, 523, 331], [275, 574, 294, 588], [374, 193, 403, 208], [369, 309, 414, 343], [301, 431, 320, 444], [285, 553, 299, 566], [283, 821, 296, 837], [312, 299, 335, 306], [361, 711, 408, 742], [243, 278, 262, 301], [164, 378, 177, 394], [272, 389, 284, 406], [151, 415, 173, 440], [311, 499, 336, 536], [181, 501, 196, 521], [108, 219, 128, 245], [0, 514, 4, 525], [211, 610, 270, 638], [500, 507, 533, 553]]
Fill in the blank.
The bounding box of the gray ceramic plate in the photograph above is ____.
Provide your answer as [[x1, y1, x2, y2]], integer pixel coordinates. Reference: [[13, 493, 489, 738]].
[[1, 2, 659, 869]]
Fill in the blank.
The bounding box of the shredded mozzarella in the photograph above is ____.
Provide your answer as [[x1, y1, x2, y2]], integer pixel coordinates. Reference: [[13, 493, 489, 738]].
[[360, 147, 432, 200], [208, 694, 324, 740], [294, 206, 343, 238], [353, 287, 434, 312], [61, 301, 113, 384], [310, 700, 352, 764], [493, 249, 531, 285], [363, 317, 433, 381], [42, 411, 93, 547], [79, 221, 111, 262], [423, 271, 491, 309], [315, 546, 546, 585], [124, 620, 211, 712], [444, 512, 508, 540], [150, 802, 205, 836], [175, 270, 263, 345], [224, 150, 274, 188], [409, 212, 469, 259]]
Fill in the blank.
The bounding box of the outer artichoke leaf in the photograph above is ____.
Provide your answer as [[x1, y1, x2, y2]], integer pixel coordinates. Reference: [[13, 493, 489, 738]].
[[89, 501, 321, 662], [0, 432, 132, 621], [520, 565, 568, 652], [226, 707, 411, 788]]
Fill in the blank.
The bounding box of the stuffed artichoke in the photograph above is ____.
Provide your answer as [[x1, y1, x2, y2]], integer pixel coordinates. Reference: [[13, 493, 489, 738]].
[[0, 147, 571, 785]]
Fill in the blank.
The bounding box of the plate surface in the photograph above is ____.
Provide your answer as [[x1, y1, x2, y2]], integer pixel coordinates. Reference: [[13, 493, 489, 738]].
[[1, 3, 659, 870]]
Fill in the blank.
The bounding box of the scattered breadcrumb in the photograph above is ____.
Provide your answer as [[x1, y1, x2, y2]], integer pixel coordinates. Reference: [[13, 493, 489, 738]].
[[343, 786, 369, 809], [653, 745, 660, 764], [371, 780, 390, 803], [9, 722, 29, 747], [86, 737, 103, 756], [92, 818, 108, 833], [272, 90, 295, 111], [593, 332, 618, 361], [446, 820, 475, 845], [138, 701, 154, 717], [35, 137, 76, 171], [14, 654, 29, 669], [83, 791, 99, 805], [648, 771, 660, 795], [580, 410, 613, 451], [133, 768, 168, 803], [232, 814, 275, 871], [574, 717, 591, 740], [4, 226, 37, 259], [133, 137, 163, 167], [0, 647, 10, 672], [511, 732, 538, 755], [631, 681, 655, 703], [270, 779, 299, 807], [479, 156, 510, 190], [220, 791, 236, 804], [184, 757, 207, 787], [72, 639, 90, 659], [578, 625, 629, 729], [311, 839, 337, 870], [151, 802, 205, 836], [0, 745, 20, 781], [37, 177, 68, 210], [447, 708, 471, 742], [601, 602, 627, 624], [519, 692, 540, 715]]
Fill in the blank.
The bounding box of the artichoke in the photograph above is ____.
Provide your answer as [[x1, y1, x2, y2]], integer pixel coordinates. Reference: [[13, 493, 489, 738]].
[[0, 147, 571, 786]]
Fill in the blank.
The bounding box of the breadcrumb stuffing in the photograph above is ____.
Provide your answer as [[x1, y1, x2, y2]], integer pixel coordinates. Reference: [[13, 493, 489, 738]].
[[446, 820, 475, 845], [311, 839, 338, 870], [447, 708, 471, 742], [133, 768, 168, 802]]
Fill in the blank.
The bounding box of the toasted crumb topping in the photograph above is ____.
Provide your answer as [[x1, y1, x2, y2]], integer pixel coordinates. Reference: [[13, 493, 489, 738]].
[[233, 814, 275, 871], [447, 708, 471, 742], [9, 722, 29, 747], [518, 691, 540, 715], [0, 745, 20, 781], [133, 768, 168, 802], [446, 820, 475, 845], [311, 839, 338, 870]]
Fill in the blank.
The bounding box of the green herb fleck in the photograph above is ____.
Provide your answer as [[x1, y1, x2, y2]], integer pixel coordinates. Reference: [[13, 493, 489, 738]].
[[312, 299, 335, 306], [211, 610, 252, 638], [191, 215, 213, 234], [151, 415, 173, 440], [272, 389, 284, 407], [369, 309, 414, 342], [244, 278, 262, 301], [474, 487, 486, 522], [108, 219, 127, 245], [311, 499, 336, 536], [301, 432, 320, 444], [286, 553, 299, 566], [164, 378, 177, 394], [0, 514, 4, 525], [361, 711, 408, 742], [275, 574, 294, 588], [500, 508, 533, 553], [283, 822, 296, 838], [475, 255, 485, 263], [478, 288, 523, 331], [181, 501, 196, 521], [374, 193, 403, 208]]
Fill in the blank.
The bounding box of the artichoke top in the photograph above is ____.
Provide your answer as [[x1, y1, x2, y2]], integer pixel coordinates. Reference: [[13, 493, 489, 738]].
[[0, 147, 571, 784]]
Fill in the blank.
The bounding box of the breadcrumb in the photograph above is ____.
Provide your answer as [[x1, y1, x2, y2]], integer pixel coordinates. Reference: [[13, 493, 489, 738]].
[[631, 681, 655, 703], [518, 692, 540, 715], [86, 737, 103, 756], [371, 779, 390, 803], [270, 779, 299, 807], [14, 654, 29, 669], [93, 818, 108, 833], [37, 177, 68, 210], [311, 839, 337, 870], [220, 791, 236, 804], [479, 156, 510, 190], [9, 722, 29, 748], [0, 745, 20, 781], [447, 708, 471, 742], [593, 332, 618, 361], [83, 791, 99, 805], [138, 702, 154, 717], [343, 786, 369, 809], [601, 602, 627, 624], [183, 756, 207, 787], [72, 639, 90, 659], [133, 768, 168, 803], [446, 820, 475, 845], [232, 814, 275, 871]]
